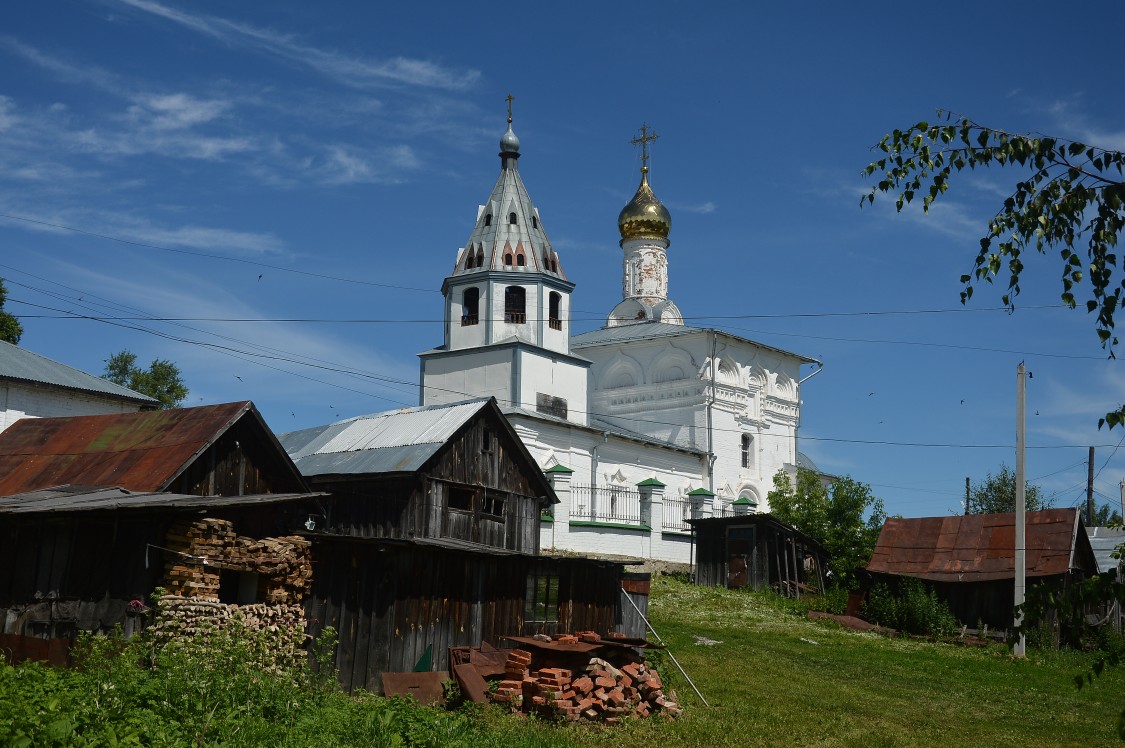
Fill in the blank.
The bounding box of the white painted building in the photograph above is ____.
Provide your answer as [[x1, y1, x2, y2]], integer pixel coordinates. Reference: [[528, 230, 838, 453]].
[[0, 340, 158, 432], [420, 116, 820, 563]]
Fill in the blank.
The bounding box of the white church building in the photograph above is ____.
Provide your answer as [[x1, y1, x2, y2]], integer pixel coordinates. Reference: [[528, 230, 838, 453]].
[[418, 114, 821, 563]]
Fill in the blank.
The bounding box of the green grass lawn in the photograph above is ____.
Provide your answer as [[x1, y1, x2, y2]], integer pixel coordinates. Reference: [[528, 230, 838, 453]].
[[482, 578, 1124, 748]]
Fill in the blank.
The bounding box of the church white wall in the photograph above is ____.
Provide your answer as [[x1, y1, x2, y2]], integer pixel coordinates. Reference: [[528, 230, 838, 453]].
[[446, 281, 488, 350], [0, 382, 146, 433], [515, 350, 588, 426], [421, 348, 513, 406]]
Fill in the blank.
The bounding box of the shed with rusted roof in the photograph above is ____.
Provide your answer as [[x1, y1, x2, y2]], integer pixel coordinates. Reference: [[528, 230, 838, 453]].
[[0, 402, 321, 663], [866, 508, 1098, 628]]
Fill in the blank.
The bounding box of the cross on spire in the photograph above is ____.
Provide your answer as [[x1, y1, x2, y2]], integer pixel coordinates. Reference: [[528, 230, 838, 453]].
[[630, 123, 659, 173], [506, 93, 514, 124]]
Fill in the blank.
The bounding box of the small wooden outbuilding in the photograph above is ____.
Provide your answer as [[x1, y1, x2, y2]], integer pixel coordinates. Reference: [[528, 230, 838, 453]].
[[281, 397, 642, 692], [690, 514, 828, 596], [866, 508, 1099, 629]]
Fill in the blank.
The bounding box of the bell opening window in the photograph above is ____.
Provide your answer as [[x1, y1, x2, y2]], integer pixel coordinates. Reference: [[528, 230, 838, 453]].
[[509, 212, 518, 225], [516, 253, 526, 266], [548, 291, 562, 330], [461, 287, 480, 326], [475, 248, 484, 267], [504, 252, 513, 266], [484, 214, 492, 226], [504, 286, 526, 323], [532, 216, 539, 229]]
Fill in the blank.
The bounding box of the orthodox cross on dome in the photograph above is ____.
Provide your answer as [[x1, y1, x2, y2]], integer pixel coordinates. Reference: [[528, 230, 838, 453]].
[[506, 93, 515, 124], [630, 123, 659, 173]]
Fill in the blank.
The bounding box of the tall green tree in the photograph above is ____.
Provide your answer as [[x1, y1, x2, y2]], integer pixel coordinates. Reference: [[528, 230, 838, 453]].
[[103, 350, 188, 409], [0, 278, 23, 345], [862, 111, 1125, 428], [967, 464, 1050, 514], [1092, 502, 1123, 527], [767, 468, 888, 588]]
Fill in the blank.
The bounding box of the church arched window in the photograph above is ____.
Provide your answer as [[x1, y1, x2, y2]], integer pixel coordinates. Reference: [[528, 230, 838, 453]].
[[509, 212, 518, 225], [532, 216, 538, 229], [504, 252, 513, 266], [516, 253, 526, 266], [475, 247, 484, 267], [504, 286, 526, 323], [462, 288, 480, 326], [484, 214, 492, 226], [741, 434, 753, 469], [548, 292, 561, 330]]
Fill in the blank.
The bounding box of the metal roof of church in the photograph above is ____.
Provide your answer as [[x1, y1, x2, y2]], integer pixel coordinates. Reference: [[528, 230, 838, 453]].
[[0, 340, 157, 405], [570, 322, 818, 364]]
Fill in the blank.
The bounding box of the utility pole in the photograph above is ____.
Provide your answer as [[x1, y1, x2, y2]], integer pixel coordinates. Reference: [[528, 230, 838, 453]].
[[1120, 478, 1124, 524], [1013, 363, 1027, 658], [965, 476, 970, 515], [1087, 447, 1096, 525]]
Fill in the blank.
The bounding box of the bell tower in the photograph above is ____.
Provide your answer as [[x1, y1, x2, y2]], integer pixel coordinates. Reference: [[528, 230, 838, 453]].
[[419, 99, 589, 424]]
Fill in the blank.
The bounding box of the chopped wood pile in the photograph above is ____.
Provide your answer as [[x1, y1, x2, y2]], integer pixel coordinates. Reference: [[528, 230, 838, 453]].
[[162, 518, 312, 604], [147, 596, 307, 670], [450, 630, 683, 723]]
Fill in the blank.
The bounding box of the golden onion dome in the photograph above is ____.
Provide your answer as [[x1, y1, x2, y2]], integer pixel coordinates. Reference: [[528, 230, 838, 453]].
[[618, 168, 671, 241]]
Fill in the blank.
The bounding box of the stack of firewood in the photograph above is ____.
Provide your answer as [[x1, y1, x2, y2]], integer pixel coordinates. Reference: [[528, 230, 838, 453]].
[[161, 519, 312, 603]]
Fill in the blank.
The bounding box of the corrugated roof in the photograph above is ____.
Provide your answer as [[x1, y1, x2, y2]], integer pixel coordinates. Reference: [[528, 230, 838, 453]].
[[0, 484, 320, 513], [280, 399, 490, 477], [500, 405, 705, 456], [0, 341, 158, 405], [1087, 526, 1125, 573], [0, 401, 255, 494], [867, 508, 1088, 582], [570, 323, 818, 364]]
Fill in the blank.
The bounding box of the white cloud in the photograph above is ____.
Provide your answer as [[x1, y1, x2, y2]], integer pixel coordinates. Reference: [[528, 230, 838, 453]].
[[672, 201, 717, 214], [114, 0, 480, 91], [129, 93, 230, 130]]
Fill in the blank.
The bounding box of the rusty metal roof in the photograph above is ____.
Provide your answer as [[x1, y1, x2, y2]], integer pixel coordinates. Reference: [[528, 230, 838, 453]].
[[0, 401, 256, 494], [867, 508, 1093, 582], [0, 484, 320, 514]]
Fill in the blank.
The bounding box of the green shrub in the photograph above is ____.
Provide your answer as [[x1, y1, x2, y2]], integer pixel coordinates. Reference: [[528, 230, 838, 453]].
[[861, 579, 959, 637]]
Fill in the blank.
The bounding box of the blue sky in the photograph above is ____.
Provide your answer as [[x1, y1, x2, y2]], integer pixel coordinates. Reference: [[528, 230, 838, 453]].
[[2, 0, 1124, 519]]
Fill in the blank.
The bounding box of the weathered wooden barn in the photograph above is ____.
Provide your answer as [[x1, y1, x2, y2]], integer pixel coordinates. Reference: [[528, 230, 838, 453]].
[[690, 514, 828, 595], [281, 397, 642, 693], [0, 402, 318, 662], [866, 508, 1099, 629]]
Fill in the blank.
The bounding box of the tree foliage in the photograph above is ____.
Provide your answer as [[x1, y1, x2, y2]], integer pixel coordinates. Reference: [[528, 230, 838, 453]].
[[967, 463, 1050, 515], [862, 111, 1125, 428], [0, 278, 23, 345], [103, 349, 188, 409], [767, 467, 888, 588], [1092, 502, 1123, 527]]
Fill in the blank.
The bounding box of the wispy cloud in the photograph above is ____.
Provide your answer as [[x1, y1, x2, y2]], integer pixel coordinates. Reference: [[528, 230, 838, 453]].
[[114, 0, 481, 91], [672, 201, 717, 214]]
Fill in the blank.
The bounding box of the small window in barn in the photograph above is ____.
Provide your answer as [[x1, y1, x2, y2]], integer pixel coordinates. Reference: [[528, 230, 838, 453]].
[[482, 491, 505, 518], [449, 486, 474, 512], [525, 568, 560, 624], [219, 570, 260, 605], [482, 428, 493, 453]]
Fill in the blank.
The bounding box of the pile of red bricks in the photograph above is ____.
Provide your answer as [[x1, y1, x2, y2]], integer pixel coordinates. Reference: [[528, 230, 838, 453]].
[[489, 648, 683, 723]]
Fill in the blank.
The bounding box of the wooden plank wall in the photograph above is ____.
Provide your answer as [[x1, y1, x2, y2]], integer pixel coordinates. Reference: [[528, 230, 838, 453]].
[[307, 542, 625, 693]]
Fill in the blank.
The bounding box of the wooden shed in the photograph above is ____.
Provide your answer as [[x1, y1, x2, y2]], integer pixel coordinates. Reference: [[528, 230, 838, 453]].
[[690, 514, 828, 596], [0, 402, 319, 661], [281, 397, 641, 692], [866, 508, 1099, 629]]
